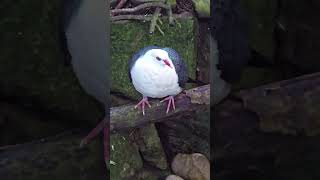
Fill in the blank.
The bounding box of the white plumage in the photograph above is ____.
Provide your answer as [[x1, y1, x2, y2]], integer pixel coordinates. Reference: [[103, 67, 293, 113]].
[[130, 49, 182, 98]]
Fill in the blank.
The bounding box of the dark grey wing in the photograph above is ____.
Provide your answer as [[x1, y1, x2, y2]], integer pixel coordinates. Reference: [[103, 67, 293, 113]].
[[128, 45, 161, 82], [162, 47, 188, 88]]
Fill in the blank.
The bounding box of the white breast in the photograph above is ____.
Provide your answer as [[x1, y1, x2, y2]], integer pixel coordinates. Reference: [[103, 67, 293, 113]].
[[130, 57, 182, 98]]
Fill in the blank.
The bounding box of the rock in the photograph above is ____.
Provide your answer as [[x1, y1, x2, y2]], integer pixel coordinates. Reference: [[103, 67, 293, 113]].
[[241, 0, 278, 60], [135, 169, 160, 180], [192, 0, 210, 18], [166, 174, 185, 180], [0, 131, 107, 180], [156, 108, 210, 162], [196, 20, 210, 83], [0, 102, 66, 146], [110, 133, 143, 179], [111, 17, 196, 100], [276, 0, 320, 72], [135, 124, 168, 170], [171, 153, 210, 180]]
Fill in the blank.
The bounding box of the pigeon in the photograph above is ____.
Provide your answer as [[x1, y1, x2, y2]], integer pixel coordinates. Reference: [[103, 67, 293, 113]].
[[128, 46, 188, 115]]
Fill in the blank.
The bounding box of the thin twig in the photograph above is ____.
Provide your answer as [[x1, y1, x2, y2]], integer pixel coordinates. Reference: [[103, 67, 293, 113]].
[[166, 1, 174, 24], [156, 24, 165, 35], [114, 0, 128, 9], [149, 7, 162, 34], [111, 2, 169, 14]]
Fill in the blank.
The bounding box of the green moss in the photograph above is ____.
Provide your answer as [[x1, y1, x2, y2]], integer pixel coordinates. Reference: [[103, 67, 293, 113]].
[[111, 18, 196, 100], [192, 0, 210, 17], [110, 133, 143, 179], [168, 0, 177, 8], [138, 125, 167, 170]]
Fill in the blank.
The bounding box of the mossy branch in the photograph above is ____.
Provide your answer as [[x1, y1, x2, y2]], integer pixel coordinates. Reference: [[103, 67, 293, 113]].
[[79, 84, 209, 148], [110, 84, 210, 132]]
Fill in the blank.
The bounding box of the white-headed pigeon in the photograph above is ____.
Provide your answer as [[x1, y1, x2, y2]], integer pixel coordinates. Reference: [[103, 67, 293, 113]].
[[128, 46, 188, 115]]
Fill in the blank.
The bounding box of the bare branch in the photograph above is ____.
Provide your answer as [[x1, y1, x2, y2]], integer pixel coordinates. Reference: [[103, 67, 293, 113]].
[[111, 2, 169, 14], [110, 12, 193, 22], [114, 0, 128, 9]]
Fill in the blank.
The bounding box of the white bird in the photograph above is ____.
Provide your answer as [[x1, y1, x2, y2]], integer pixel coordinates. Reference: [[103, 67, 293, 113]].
[[128, 46, 188, 115]]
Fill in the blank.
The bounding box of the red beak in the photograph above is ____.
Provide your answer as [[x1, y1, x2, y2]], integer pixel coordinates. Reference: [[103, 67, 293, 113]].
[[163, 59, 172, 68]]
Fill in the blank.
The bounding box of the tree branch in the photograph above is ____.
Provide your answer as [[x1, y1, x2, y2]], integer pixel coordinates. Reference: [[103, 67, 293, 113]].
[[110, 12, 193, 22], [114, 0, 128, 9], [110, 84, 210, 132]]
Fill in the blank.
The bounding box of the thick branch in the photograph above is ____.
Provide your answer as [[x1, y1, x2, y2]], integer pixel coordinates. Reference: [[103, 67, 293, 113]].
[[110, 85, 210, 132]]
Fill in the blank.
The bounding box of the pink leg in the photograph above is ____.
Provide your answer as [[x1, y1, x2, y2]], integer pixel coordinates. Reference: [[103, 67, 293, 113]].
[[134, 96, 151, 115], [160, 95, 176, 114], [103, 126, 109, 162], [80, 118, 109, 162]]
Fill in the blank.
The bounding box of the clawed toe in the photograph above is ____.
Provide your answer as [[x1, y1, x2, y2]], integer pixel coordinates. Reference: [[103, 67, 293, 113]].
[[161, 96, 176, 114], [135, 97, 151, 115]]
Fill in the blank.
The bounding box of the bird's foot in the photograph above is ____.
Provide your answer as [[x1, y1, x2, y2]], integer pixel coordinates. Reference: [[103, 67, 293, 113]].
[[160, 95, 175, 114], [134, 97, 151, 115], [80, 119, 109, 163]]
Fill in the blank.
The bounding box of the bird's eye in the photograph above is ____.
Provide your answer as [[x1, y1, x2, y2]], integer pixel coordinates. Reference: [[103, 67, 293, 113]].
[[156, 56, 161, 61]]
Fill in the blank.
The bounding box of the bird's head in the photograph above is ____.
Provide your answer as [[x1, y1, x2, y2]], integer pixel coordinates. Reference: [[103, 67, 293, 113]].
[[145, 49, 173, 68]]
